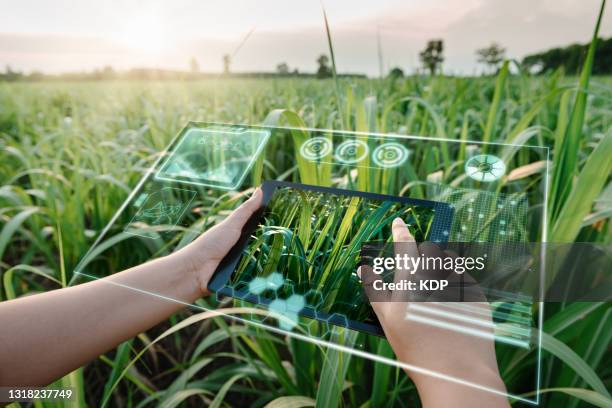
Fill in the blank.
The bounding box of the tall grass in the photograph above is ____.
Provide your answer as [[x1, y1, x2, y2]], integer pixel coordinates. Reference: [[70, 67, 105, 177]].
[[0, 17, 611, 404]]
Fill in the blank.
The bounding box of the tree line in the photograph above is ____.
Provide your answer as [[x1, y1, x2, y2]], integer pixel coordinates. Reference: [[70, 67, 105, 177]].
[[522, 37, 611, 75], [2, 36, 610, 82]]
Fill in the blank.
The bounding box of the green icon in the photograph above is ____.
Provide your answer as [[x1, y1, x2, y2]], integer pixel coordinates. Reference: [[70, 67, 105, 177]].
[[372, 142, 409, 168], [334, 140, 369, 164], [138, 201, 184, 224], [125, 187, 196, 237], [133, 193, 148, 208], [244, 273, 307, 332], [465, 154, 506, 182], [248, 277, 268, 295], [156, 127, 270, 190], [266, 272, 284, 290], [300, 137, 333, 161]]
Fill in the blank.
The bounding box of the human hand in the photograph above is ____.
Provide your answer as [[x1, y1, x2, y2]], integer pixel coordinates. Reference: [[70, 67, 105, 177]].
[[361, 217, 509, 407], [172, 187, 263, 297]]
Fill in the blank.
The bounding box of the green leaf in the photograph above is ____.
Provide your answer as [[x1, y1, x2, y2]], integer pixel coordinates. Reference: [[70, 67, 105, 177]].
[[209, 373, 246, 408], [160, 388, 213, 408], [524, 388, 612, 408], [101, 340, 134, 404], [0, 207, 40, 261], [264, 396, 316, 408], [3, 264, 61, 300], [100, 306, 266, 408], [551, 133, 612, 242], [550, 0, 606, 219], [541, 332, 610, 398], [315, 328, 357, 408], [483, 60, 509, 145]]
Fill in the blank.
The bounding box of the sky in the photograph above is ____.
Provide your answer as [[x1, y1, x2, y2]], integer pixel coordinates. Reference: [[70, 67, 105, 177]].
[[0, 0, 610, 76]]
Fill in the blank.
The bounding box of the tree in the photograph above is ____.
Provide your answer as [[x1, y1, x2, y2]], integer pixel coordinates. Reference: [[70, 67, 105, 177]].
[[476, 43, 506, 73], [316, 54, 332, 79], [388, 67, 404, 78], [523, 37, 612, 75], [419, 40, 444, 75], [223, 54, 231, 74], [1, 65, 23, 82], [190, 57, 200, 73], [276, 62, 289, 75], [102, 65, 115, 79]]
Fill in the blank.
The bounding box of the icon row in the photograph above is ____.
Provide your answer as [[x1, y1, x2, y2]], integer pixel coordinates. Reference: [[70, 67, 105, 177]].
[[299, 139, 508, 182], [300, 138, 410, 168]]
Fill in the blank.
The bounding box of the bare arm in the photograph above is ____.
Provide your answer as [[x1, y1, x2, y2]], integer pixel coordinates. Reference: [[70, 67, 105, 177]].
[[0, 188, 262, 386]]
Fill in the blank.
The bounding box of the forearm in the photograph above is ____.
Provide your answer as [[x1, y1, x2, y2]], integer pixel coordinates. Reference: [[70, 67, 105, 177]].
[[408, 364, 510, 407], [0, 254, 199, 386]]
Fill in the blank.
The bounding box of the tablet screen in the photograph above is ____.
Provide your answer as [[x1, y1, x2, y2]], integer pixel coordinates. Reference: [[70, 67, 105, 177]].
[[211, 181, 453, 335]]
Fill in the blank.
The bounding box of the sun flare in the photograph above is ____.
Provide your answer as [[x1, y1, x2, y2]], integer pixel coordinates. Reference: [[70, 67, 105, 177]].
[[115, 14, 168, 54]]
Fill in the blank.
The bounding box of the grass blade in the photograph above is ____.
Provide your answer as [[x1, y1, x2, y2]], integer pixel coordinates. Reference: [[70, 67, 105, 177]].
[[550, 0, 607, 219], [551, 132, 612, 242], [483, 60, 509, 145], [264, 396, 316, 408], [541, 332, 610, 398]]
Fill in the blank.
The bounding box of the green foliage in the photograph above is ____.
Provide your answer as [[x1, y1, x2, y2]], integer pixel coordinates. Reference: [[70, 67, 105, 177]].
[[523, 37, 612, 75], [0, 40, 610, 406], [476, 43, 507, 73], [419, 39, 444, 75]]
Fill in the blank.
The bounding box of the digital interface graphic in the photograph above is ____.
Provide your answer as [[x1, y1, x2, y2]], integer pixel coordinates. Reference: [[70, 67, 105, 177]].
[[155, 126, 270, 190], [125, 187, 196, 238], [372, 142, 409, 168], [334, 140, 369, 164], [72, 122, 549, 405], [298, 137, 410, 169], [464, 154, 506, 182], [300, 137, 333, 161], [219, 184, 440, 335]]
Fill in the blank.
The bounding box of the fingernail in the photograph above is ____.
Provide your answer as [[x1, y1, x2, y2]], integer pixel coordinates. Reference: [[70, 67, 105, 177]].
[[393, 217, 405, 227]]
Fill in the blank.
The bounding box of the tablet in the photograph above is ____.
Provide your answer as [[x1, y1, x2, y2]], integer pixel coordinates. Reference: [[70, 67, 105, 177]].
[[209, 181, 454, 336]]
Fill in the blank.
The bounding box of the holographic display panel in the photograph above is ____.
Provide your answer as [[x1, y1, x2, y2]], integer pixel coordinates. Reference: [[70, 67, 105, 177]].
[[72, 122, 549, 405]]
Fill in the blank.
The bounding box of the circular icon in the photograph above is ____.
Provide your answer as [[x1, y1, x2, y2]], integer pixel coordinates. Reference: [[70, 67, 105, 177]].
[[334, 140, 369, 164], [465, 154, 506, 182], [300, 137, 332, 161], [372, 143, 409, 168]]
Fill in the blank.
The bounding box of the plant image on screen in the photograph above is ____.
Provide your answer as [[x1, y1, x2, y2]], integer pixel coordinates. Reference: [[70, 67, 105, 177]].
[[225, 186, 434, 331]]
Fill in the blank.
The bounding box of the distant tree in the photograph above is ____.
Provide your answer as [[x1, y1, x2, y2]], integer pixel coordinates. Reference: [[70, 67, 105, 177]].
[[276, 62, 290, 75], [1, 65, 23, 82], [388, 67, 404, 78], [27, 71, 44, 81], [316, 54, 332, 78], [419, 40, 444, 75], [476, 43, 506, 73], [223, 54, 231, 74], [190, 57, 200, 73], [102, 65, 115, 78], [523, 37, 612, 75]]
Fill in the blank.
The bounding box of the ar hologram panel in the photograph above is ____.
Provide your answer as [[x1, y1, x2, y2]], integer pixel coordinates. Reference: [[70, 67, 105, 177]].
[[155, 126, 270, 190]]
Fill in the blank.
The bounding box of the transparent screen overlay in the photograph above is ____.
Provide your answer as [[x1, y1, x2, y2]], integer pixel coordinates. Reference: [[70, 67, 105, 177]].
[[72, 122, 565, 405]]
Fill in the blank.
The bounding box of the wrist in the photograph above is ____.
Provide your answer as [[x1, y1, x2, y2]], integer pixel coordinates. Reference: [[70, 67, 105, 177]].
[[409, 362, 508, 407], [159, 252, 207, 302]]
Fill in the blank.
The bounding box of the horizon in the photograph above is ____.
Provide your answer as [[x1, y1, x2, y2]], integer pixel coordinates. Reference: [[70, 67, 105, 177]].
[[1, 0, 610, 76]]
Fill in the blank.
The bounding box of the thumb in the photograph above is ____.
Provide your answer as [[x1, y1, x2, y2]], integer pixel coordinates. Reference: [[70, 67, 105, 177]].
[[221, 187, 263, 230]]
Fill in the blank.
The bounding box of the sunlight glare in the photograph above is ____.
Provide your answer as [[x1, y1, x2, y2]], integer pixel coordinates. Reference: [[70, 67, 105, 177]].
[[115, 14, 169, 54]]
